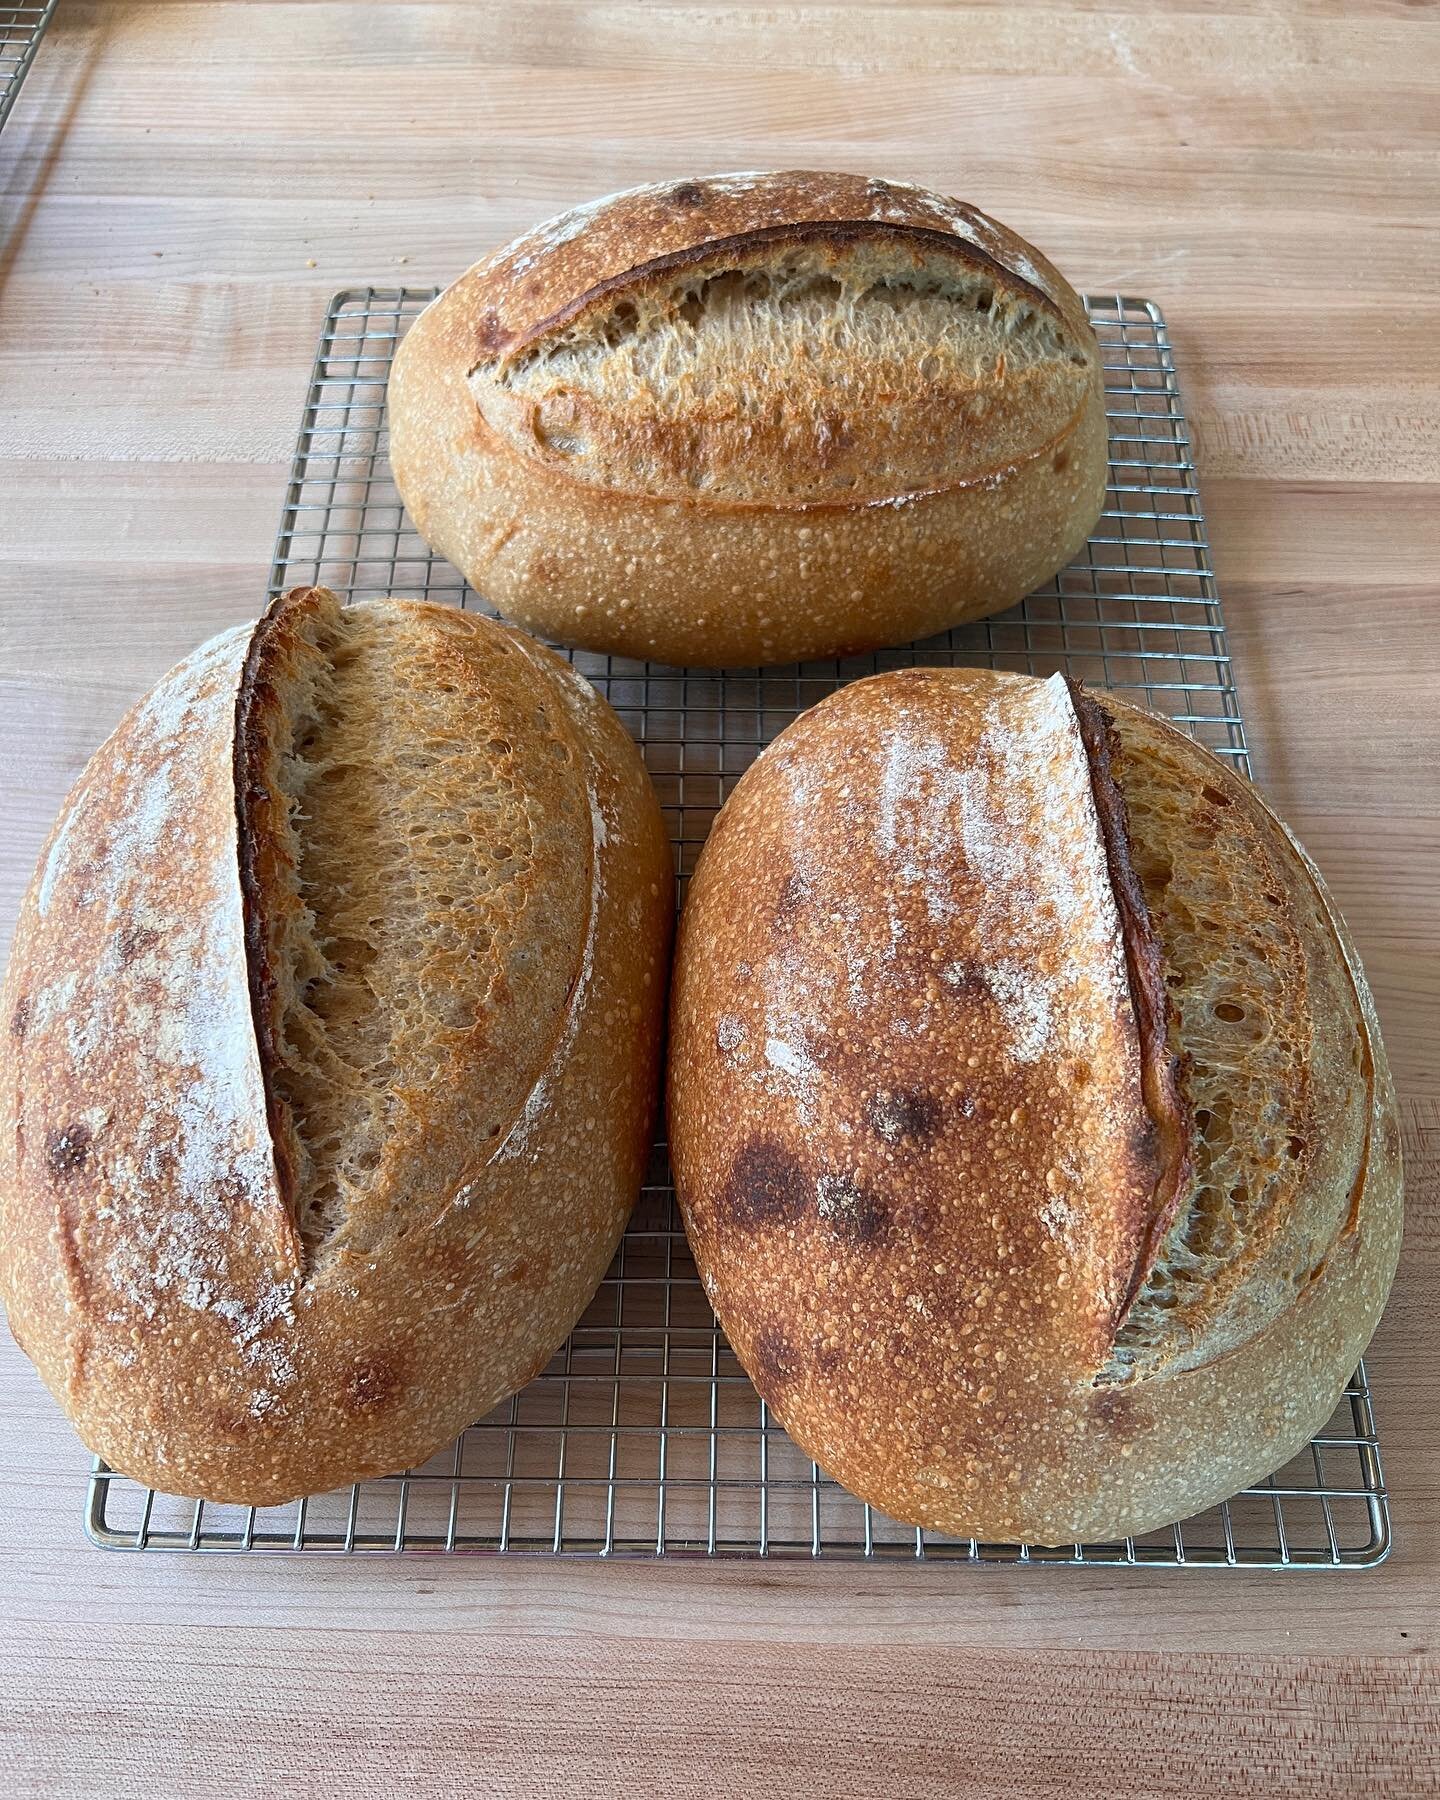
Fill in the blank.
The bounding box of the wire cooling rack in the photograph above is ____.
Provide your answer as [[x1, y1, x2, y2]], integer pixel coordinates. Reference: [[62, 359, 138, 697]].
[[87, 288, 1389, 1564], [0, 0, 57, 133]]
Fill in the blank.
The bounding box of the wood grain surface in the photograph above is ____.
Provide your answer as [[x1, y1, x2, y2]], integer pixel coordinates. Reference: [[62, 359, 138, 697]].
[[1, 2, 1437, 1794]]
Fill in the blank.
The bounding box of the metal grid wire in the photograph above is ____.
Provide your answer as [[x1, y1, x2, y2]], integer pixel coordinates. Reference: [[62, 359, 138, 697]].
[[0, 1, 56, 133], [86, 288, 1389, 1564]]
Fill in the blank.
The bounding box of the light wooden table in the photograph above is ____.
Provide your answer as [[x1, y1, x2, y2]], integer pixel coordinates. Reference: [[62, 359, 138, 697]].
[[1, 3, 1437, 1793]]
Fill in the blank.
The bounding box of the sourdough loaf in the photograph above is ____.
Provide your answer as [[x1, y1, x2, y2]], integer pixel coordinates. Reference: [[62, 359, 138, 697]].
[[388, 171, 1107, 668], [0, 587, 672, 1505], [667, 669, 1402, 1543]]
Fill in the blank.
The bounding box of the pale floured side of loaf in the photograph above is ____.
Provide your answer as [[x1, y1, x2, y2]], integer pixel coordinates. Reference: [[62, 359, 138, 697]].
[[669, 668, 1178, 1441], [0, 625, 302, 1412]]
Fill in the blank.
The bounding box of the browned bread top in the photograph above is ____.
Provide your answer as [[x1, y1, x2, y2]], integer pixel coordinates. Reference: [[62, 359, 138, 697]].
[[0, 588, 672, 1503], [667, 669, 1401, 1541], [673, 672, 1186, 1379], [387, 172, 1108, 666]]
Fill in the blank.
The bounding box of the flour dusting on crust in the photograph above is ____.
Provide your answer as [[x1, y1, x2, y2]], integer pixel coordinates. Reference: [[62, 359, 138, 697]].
[[696, 670, 1145, 1329], [860, 674, 1129, 1067], [18, 621, 299, 1388], [955, 675, 1127, 1066]]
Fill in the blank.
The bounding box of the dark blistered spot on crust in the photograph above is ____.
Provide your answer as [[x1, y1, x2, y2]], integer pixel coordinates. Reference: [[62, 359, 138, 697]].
[[773, 870, 810, 924], [939, 960, 989, 1002], [670, 181, 707, 208], [46, 1123, 92, 1182], [1090, 1385, 1149, 1442], [815, 1171, 890, 1246], [864, 1088, 942, 1146], [345, 1358, 399, 1413], [113, 921, 162, 967], [748, 1320, 800, 1404], [720, 1139, 809, 1230], [1053, 447, 1070, 473], [475, 307, 508, 355], [508, 1248, 552, 1291], [10, 995, 30, 1039]]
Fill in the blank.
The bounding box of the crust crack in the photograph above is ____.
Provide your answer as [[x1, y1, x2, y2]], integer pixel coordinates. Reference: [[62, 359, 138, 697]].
[[477, 219, 1067, 368]]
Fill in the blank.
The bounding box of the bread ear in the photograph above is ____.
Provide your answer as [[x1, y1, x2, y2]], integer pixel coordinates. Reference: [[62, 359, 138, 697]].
[[234, 584, 344, 1232], [1066, 679, 1193, 1328]]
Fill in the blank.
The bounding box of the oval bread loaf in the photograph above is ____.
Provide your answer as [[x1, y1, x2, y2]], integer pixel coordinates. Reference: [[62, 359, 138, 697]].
[[0, 586, 673, 1505], [668, 668, 1402, 1543], [388, 171, 1108, 668]]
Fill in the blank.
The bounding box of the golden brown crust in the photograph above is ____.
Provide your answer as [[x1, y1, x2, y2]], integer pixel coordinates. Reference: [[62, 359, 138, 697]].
[[388, 171, 1108, 667], [667, 669, 1401, 1541], [0, 594, 673, 1504]]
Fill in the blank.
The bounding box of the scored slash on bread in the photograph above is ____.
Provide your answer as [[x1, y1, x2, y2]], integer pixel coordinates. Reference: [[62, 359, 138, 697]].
[[1065, 679, 1194, 1325], [667, 668, 1401, 1543], [0, 586, 673, 1505]]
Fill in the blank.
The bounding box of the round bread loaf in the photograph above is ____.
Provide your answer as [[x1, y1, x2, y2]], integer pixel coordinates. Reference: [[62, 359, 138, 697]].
[[388, 171, 1107, 668], [668, 668, 1402, 1543], [0, 586, 672, 1505]]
